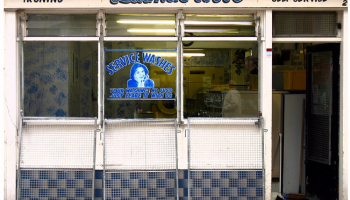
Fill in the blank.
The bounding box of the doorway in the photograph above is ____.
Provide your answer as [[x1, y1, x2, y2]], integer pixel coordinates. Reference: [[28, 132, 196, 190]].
[[271, 43, 340, 200]]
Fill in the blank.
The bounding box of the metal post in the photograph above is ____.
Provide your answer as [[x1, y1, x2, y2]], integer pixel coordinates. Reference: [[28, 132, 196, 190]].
[[92, 118, 97, 199], [187, 118, 191, 200], [16, 116, 23, 200], [175, 119, 179, 200], [102, 119, 106, 200]]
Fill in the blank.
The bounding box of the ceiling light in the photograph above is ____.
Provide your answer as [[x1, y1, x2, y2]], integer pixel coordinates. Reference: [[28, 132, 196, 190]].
[[184, 21, 253, 25], [127, 29, 175, 33], [117, 20, 175, 24], [185, 29, 239, 33]]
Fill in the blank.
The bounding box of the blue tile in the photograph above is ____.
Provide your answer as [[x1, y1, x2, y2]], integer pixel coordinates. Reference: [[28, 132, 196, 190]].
[[21, 170, 36, 179], [75, 171, 89, 179], [57, 171, 69, 179], [121, 180, 131, 188], [110, 188, 123, 197], [202, 171, 214, 179], [256, 171, 263, 179], [248, 197, 263, 200], [228, 198, 240, 200], [84, 180, 92, 188], [166, 188, 176, 197], [39, 189, 53, 198], [39, 171, 51, 179], [57, 189, 68, 197], [130, 172, 143, 179], [256, 188, 263, 196], [111, 173, 123, 179], [202, 188, 213, 197], [238, 171, 249, 179], [48, 180, 58, 188], [76, 188, 90, 197], [129, 188, 142, 197], [179, 197, 188, 200], [157, 179, 170, 188], [147, 188, 159, 197], [178, 179, 188, 188], [192, 179, 204, 188], [66, 180, 78, 188], [20, 189, 32, 197], [148, 172, 159, 179], [95, 189, 103, 197], [95, 170, 103, 179], [220, 188, 230, 196], [139, 179, 149, 188], [183, 170, 189, 179], [220, 171, 231, 179], [30, 180, 41, 188], [166, 171, 176, 179], [211, 179, 223, 187], [247, 179, 257, 187], [238, 188, 248, 197], [229, 179, 239, 187], [183, 188, 188, 197]]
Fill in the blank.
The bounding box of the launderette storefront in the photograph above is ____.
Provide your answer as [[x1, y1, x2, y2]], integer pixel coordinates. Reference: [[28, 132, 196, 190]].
[[3, 0, 348, 200]]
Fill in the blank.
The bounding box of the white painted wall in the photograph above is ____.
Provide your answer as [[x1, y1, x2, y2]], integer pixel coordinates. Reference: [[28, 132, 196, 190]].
[[4, 11, 18, 200], [339, 9, 348, 200], [259, 10, 273, 200]]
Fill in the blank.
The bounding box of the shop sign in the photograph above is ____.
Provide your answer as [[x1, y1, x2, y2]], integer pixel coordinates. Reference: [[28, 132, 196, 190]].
[[105, 49, 176, 101], [4, 0, 346, 8]]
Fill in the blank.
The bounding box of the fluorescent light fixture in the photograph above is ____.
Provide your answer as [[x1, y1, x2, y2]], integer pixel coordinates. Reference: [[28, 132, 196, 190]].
[[144, 52, 205, 57], [184, 21, 253, 25], [117, 20, 175, 24], [184, 53, 205, 57], [127, 29, 175, 33], [185, 29, 239, 33]]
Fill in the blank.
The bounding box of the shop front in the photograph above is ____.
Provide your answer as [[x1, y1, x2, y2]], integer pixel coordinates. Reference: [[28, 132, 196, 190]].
[[3, 0, 348, 199]]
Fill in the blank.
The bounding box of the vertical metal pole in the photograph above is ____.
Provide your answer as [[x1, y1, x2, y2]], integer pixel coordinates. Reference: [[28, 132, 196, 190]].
[[187, 118, 191, 200], [175, 119, 179, 200], [261, 117, 265, 200], [102, 119, 106, 200], [99, 19, 105, 126], [92, 118, 97, 200], [257, 19, 261, 116], [176, 10, 184, 125], [177, 25, 183, 124], [16, 118, 23, 200]]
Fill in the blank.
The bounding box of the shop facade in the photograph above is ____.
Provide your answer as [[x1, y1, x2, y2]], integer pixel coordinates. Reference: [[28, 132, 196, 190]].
[[3, 0, 348, 199]]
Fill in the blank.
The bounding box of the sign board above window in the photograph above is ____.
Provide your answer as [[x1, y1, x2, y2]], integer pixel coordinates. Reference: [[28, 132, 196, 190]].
[[4, 0, 347, 9]]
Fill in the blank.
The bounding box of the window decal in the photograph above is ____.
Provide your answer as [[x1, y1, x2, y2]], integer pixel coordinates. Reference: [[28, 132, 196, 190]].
[[105, 48, 176, 101]]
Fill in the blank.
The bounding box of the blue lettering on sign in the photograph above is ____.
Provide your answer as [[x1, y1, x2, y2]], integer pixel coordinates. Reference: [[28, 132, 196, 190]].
[[108, 87, 175, 100], [110, 0, 245, 4], [142, 53, 176, 75]]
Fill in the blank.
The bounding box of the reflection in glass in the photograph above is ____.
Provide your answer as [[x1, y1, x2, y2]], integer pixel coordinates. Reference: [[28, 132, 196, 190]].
[[183, 41, 259, 118], [23, 41, 98, 117], [104, 41, 177, 119], [106, 14, 175, 36], [27, 14, 97, 37], [184, 14, 255, 37]]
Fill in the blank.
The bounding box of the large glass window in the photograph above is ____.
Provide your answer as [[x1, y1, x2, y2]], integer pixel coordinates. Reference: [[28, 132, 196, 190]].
[[27, 14, 97, 37], [184, 14, 255, 37], [106, 14, 176, 36], [23, 41, 98, 117], [183, 41, 259, 118], [104, 41, 177, 119]]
